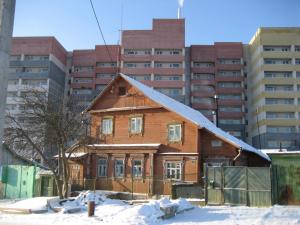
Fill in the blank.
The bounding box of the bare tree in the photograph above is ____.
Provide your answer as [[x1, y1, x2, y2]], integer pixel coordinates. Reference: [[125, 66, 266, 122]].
[[4, 88, 89, 199]]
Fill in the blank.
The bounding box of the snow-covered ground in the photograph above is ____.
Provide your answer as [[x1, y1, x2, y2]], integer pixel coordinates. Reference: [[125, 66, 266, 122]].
[[0, 192, 299, 225]]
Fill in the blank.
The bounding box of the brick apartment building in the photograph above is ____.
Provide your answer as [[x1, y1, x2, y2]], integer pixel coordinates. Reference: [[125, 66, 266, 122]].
[[5, 19, 300, 150], [68, 74, 269, 195]]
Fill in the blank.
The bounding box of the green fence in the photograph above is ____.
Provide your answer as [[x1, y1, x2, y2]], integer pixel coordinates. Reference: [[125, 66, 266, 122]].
[[205, 165, 271, 207], [1, 165, 38, 199], [271, 155, 300, 205]]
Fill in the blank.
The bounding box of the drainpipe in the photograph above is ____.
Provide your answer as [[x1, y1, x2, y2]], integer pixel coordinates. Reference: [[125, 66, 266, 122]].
[[233, 147, 242, 165]]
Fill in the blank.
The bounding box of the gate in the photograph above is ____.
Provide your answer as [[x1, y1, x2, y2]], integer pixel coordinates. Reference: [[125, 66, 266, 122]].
[[205, 165, 271, 207]]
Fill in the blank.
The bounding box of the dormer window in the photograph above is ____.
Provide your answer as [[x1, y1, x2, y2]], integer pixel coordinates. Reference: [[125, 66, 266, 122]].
[[118, 86, 126, 96]]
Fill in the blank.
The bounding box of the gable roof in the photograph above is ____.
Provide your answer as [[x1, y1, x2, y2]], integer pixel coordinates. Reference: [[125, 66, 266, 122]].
[[86, 73, 270, 161]]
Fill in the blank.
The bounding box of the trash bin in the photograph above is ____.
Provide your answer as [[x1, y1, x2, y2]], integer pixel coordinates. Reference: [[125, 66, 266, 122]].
[[88, 201, 95, 217]]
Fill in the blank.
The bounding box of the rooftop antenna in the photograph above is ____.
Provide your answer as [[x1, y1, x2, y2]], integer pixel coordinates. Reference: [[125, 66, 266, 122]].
[[177, 0, 184, 19]]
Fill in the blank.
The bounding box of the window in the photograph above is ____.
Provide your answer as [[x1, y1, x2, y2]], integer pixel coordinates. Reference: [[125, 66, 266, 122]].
[[168, 124, 182, 142], [114, 159, 124, 177], [267, 126, 295, 133], [211, 140, 222, 147], [130, 117, 143, 134], [218, 82, 241, 88], [132, 160, 143, 177], [264, 71, 292, 78], [265, 98, 294, 105], [266, 112, 295, 119], [296, 59, 300, 65], [219, 119, 242, 125], [102, 117, 113, 135], [265, 85, 293, 92], [118, 87, 127, 96], [192, 73, 214, 80], [97, 158, 107, 177], [96, 62, 117, 68], [165, 162, 182, 180], [219, 106, 242, 112]]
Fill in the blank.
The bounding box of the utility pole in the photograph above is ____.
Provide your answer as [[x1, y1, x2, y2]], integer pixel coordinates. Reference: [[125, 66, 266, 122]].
[[0, 0, 16, 166]]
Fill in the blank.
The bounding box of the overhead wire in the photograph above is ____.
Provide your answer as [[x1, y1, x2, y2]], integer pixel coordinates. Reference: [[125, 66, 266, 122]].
[[89, 0, 115, 64]]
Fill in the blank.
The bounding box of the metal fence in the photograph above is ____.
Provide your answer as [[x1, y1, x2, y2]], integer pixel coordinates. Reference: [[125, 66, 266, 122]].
[[205, 165, 271, 207]]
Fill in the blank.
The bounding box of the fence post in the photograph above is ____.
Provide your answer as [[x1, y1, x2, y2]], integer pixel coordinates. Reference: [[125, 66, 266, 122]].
[[221, 164, 224, 205], [204, 163, 208, 205], [246, 167, 249, 206]]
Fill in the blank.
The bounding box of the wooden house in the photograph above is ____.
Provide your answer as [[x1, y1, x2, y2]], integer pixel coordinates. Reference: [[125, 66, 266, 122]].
[[70, 74, 270, 195]]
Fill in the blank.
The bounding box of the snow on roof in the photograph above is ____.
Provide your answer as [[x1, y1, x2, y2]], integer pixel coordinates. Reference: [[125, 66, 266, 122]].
[[120, 73, 270, 161], [54, 152, 87, 159], [262, 149, 300, 155], [88, 143, 161, 147]]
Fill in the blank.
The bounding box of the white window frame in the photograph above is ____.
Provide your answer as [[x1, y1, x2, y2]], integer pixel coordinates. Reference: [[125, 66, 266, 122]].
[[132, 159, 143, 178], [102, 118, 113, 135], [97, 158, 107, 177], [168, 124, 182, 142], [211, 140, 222, 147], [114, 159, 125, 178], [165, 161, 182, 181], [130, 117, 143, 134]]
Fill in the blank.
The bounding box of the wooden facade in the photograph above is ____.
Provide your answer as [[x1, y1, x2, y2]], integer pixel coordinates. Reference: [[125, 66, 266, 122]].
[[70, 75, 269, 195]]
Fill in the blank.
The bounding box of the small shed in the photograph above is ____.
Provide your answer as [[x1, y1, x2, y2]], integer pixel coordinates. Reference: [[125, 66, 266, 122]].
[[263, 149, 300, 205]]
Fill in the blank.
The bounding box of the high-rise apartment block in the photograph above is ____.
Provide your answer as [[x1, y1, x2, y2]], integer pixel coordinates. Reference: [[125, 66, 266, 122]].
[[246, 28, 300, 149], [5, 19, 300, 150]]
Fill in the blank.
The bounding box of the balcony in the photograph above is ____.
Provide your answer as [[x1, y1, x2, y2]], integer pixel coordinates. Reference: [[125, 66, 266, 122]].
[[215, 76, 244, 82], [191, 67, 215, 74], [70, 83, 94, 89], [191, 79, 215, 85], [70, 71, 94, 78]]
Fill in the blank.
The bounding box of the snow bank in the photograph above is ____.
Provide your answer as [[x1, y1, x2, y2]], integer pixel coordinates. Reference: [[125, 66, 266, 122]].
[[6, 197, 51, 211]]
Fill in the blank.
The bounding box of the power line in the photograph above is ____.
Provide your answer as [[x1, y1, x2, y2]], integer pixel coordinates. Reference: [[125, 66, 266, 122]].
[[89, 0, 114, 64]]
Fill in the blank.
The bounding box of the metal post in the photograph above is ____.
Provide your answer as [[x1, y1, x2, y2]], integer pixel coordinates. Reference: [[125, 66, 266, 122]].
[[214, 95, 219, 127], [0, 0, 16, 166]]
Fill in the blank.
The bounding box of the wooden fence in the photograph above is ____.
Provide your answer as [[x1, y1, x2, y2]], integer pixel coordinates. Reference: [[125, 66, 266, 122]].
[[205, 165, 271, 207]]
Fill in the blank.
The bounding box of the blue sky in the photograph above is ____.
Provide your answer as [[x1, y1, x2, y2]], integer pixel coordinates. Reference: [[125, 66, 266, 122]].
[[13, 0, 300, 51]]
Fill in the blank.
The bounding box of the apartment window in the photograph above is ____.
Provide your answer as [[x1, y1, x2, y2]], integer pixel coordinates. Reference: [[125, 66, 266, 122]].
[[155, 49, 182, 55], [72, 89, 92, 95], [266, 112, 295, 119], [129, 116, 143, 134], [102, 117, 113, 135], [265, 98, 294, 105], [265, 85, 293, 92], [264, 58, 291, 65], [295, 46, 300, 52], [296, 59, 300, 65], [156, 88, 182, 96], [198, 109, 213, 116], [192, 73, 214, 80], [154, 75, 181, 81], [24, 55, 49, 61], [267, 126, 295, 133], [10, 55, 21, 61], [114, 159, 124, 177], [211, 140, 222, 147], [73, 78, 93, 83], [219, 119, 242, 125], [192, 85, 214, 92], [193, 62, 214, 68], [165, 161, 182, 180], [96, 74, 115, 79], [264, 71, 292, 78], [218, 70, 241, 77], [97, 158, 107, 177], [296, 72, 300, 78], [218, 94, 242, 100], [263, 46, 291, 52], [124, 49, 151, 55], [218, 59, 241, 64], [74, 66, 94, 72], [129, 74, 151, 81], [96, 62, 117, 68], [168, 124, 182, 142], [193, 97, 214, 104], [217, 82, 241, 88], [219, 106, 242, 112], [132, 160, 143, 177]]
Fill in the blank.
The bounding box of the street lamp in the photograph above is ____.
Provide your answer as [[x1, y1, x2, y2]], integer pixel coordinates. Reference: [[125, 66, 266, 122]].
[[214, 94, 219, 127]]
